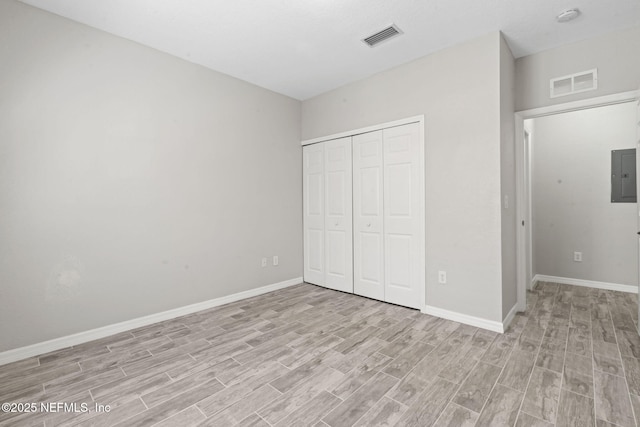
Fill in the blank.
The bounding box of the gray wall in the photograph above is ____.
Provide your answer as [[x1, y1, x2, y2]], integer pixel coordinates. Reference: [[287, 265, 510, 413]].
[[532, 102, 637, 286], [302, 32, 508, 323], [0, 1, 302, 352], [500, 35, 517, 318], [515, 26, 640, 111]]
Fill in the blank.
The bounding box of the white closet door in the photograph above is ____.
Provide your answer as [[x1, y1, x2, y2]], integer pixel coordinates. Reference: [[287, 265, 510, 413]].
[[324, 137, 353, 293], [353, 130, 385, 301], [303, 143, 325, 285], [383, 123, 424, 309]]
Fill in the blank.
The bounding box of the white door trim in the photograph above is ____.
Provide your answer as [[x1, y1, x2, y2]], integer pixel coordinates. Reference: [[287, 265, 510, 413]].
[[301, 115, 425, 146], [515, 90, 639, 312]]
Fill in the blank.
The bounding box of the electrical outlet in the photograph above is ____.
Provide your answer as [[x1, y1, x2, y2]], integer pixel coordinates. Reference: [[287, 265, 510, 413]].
[[273, 256, 279, 266], [438, 271, 447, 284], [573, 252, 582, 262], [261, 257, 267, 267]]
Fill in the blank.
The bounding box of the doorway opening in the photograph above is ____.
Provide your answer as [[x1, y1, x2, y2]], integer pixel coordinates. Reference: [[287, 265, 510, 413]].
[[515, 90, 640, 312]]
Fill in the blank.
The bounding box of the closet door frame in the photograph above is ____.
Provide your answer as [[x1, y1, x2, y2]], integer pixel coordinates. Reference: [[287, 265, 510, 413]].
[[302, 116, 425, 310]]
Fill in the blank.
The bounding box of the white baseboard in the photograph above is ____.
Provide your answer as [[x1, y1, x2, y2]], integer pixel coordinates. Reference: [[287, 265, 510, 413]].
[[533, 274, 638, 294], [422, 305, 506, 334], [0, 277, 303, 366], [502, 304, 519, 332]]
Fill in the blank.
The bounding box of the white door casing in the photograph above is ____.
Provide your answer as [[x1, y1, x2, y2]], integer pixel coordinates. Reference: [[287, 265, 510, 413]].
[[636, 89, 640, 334], [353, 130, 385, 301], [383, 123, 423, 309], [303, 143, 325, 285], [324, 137, 353, 293]]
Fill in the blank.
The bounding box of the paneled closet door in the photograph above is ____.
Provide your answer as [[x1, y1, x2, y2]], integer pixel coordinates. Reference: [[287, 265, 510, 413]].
[[303, 143, 325, 286], [324, 137, 353, 293], [353, 130, 385, 301], [383, 123, 423, 309]]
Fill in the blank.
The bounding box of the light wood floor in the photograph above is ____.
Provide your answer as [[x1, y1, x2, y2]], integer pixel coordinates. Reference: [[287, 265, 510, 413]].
[[1, 281, 640, 426]]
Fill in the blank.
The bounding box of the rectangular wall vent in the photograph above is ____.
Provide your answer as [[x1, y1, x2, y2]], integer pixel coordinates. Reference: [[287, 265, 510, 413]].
[[363, 25, 403, 47], [550, 69, 598, 98]]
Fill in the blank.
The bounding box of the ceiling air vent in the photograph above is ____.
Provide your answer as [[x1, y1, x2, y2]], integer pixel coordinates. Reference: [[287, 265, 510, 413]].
[[363, 25, 403, 47]]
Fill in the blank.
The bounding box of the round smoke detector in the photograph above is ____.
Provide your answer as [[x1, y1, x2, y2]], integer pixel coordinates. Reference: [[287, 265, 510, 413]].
[[556, 8, 580, 23]]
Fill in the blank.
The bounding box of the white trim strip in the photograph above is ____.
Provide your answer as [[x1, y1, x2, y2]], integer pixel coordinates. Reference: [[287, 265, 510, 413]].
[[422, 305, 507, 334], [533, 274, 638, 294], [300, 115, 424, 146], [516, 90, 639, 119], [0, 277, 303, 366]]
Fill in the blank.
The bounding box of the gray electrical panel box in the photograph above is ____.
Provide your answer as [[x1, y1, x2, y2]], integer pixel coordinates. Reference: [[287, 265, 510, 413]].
[[611, 148, 636, 203]]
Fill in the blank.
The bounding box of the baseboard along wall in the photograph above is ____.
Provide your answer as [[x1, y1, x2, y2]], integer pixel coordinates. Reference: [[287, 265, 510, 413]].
[[532, 274, 638, 294], [422, 303, 518, 334], [8, 273, 628, 366], [0, 277, 303, 366]]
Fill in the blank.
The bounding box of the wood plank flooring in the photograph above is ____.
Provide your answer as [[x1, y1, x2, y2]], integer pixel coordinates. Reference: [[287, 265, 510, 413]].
[[1, 281, 639, 426]]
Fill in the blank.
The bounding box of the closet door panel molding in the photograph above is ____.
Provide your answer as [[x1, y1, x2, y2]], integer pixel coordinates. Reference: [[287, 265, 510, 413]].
[[324, 137, 353, 293], [302, 115, 425, 311], [383, 123, 424, 309], [353, 130, 385, 301], [303, 143, 325, 286]]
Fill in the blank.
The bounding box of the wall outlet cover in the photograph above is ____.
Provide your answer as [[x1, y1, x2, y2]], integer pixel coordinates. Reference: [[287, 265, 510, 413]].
[[438, 271, 447, 284]]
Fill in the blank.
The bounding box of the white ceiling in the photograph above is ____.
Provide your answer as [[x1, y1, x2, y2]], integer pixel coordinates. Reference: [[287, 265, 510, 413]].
[[18, 0, 640, 100]]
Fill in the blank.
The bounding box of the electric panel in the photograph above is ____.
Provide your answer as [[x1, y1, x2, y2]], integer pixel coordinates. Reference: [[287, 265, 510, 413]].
[[611, 148, 636, 203]]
